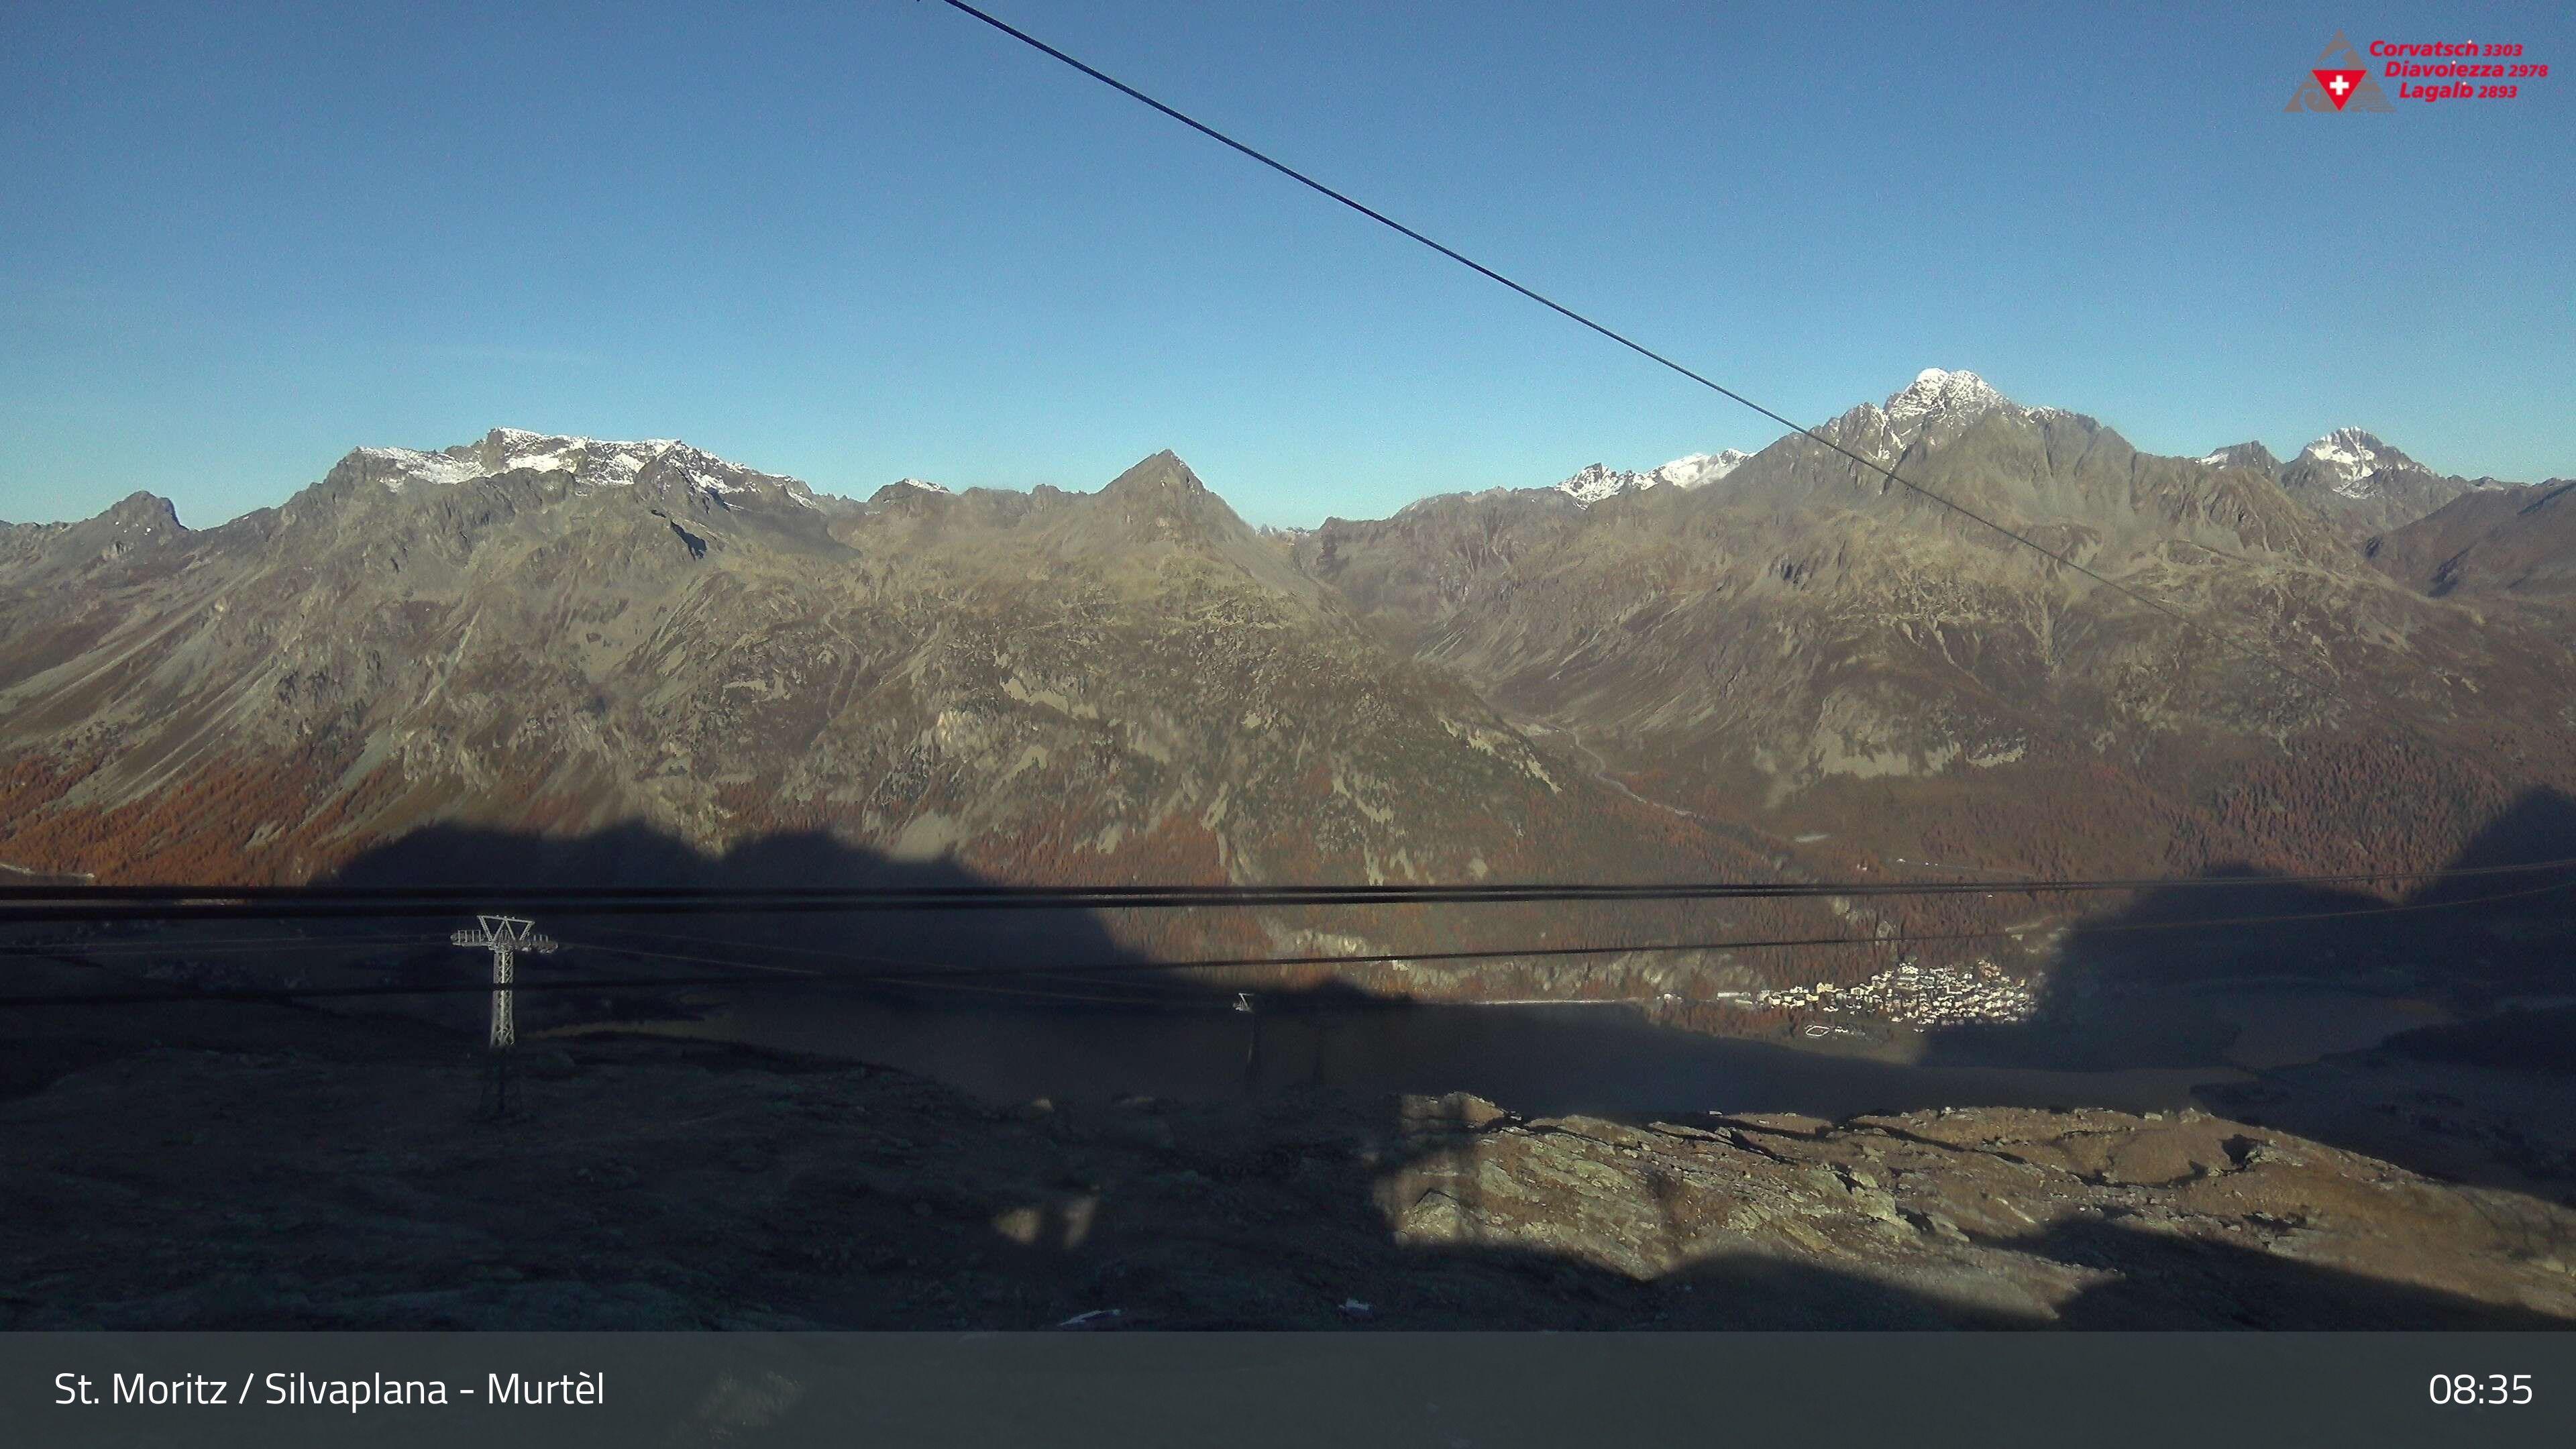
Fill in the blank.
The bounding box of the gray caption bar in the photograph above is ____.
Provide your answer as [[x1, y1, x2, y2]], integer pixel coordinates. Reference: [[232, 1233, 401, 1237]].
[[1, 1332, 2569, 1448]]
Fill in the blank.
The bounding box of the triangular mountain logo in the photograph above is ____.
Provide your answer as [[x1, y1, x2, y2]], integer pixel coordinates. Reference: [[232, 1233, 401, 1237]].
[[2286, 31, 2394, 112]]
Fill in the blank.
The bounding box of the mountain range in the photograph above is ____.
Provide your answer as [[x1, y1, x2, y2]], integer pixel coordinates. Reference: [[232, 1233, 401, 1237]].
[[5, 374, 2571, 1001]]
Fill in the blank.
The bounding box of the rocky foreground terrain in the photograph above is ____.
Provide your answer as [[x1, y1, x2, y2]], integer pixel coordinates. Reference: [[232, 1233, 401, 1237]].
[[4, 957, 2569, 1331]]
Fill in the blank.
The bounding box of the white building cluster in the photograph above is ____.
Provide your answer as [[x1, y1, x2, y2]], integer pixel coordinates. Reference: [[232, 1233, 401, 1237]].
[[1754, 958, 2036, 1028]]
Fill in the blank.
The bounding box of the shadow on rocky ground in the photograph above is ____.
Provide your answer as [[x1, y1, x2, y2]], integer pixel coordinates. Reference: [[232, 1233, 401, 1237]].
[[1, 963, 2571, 1331], [2046, 787, 2576, 1004], [1902, 787, 2576, 1196], [5, 812, 2575, 1329]]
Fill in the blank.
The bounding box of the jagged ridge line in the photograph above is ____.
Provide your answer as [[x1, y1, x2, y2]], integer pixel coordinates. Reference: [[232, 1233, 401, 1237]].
[[933, 0, 2399, 719]]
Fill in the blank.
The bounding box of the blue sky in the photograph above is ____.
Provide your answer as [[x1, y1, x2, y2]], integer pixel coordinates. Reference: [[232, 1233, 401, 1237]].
[[3, 1, 2570, 529]]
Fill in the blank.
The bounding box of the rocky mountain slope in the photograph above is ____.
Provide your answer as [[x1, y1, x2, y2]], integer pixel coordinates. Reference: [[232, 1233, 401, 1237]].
[[2273, 428, 2502, 537], [2196, 441, 2282, 474], [2369, 477, 2576, 602], [0, 431, 1845, 990], [5, 381, 2571, 996], [1295, 373, 2576, 898]]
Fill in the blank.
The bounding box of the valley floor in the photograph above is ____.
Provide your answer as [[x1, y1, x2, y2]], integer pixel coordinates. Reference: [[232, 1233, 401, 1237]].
[[2, 955, 2572, 1331]]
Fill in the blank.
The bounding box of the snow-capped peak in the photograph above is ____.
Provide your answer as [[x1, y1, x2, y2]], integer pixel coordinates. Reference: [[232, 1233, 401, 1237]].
[[2295, 428, 2427, 499], [1825, 368, 2033, 453], [1882, 368, 2008, 427], [1555, 464, 1635, 504], [458, 429, 686, 488], [2300, 427, 2383, 473], [345, 429, 815, 504], [892, 477, 950, 494], [1552, 449, 1751, 505]]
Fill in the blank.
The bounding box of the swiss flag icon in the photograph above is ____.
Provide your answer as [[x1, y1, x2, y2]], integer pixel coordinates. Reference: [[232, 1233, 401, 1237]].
[[2313, 68, 2366, 109]]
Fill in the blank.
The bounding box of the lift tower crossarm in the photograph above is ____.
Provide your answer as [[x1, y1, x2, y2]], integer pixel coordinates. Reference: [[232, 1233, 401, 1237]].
[[450, 914, 558, 1052]]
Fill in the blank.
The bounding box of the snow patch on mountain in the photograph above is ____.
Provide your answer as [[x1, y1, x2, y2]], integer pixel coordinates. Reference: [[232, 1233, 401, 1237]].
[[2303, 429, 2378, 476], [1877, 368, 2030, 445], [2295, 429, 2430, 499], [2195, 441, 2281, 474], [354, 447, 480, 492], [1552, 449, 1752, 505], [893, 478, 950, 494], [1812, 370, 2049, 460], [1554, 464, 1636, 505], [473, 429, 684, 486], [349, 430, 822, 508], [1650, 450, 1752, 490], [1884, 368, 2004, 425]]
